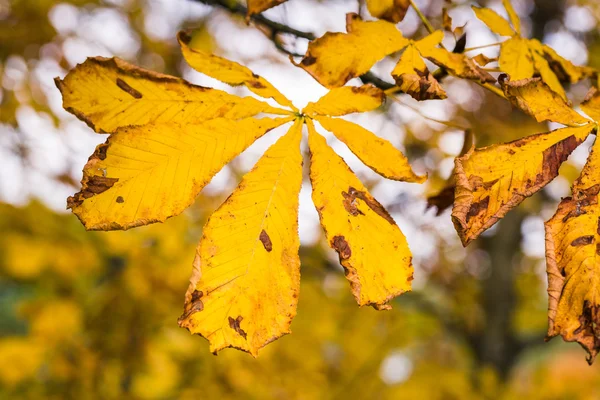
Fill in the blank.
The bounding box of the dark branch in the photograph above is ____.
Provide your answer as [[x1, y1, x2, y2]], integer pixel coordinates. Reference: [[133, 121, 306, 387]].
[[190, 0, 315, 40], [187, 0, 394, 90]]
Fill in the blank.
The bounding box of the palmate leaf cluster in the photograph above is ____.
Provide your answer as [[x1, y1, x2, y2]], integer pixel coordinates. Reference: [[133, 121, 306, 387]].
[[56, 0, 600, 361]]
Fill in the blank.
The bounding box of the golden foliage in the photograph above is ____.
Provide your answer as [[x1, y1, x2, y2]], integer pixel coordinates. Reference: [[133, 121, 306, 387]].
[[296, 14, 493, 96], [546, 137, 600, 364], [500, 77, 590, 126], [307, 120, 413, 308], [366, 0, 410, 23], [293, 13, 408, 88], [453, 124, 594, 246], [67, 116, 292, 230], [315, 116, 425, 182], [178, 120, 303, 356], [474, 1, 592, 100], [55, 57, 289, 133], [57, 29, 423, 355]]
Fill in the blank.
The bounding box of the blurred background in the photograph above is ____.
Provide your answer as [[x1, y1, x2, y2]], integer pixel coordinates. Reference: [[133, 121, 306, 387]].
[[2, 0, 600, 398]]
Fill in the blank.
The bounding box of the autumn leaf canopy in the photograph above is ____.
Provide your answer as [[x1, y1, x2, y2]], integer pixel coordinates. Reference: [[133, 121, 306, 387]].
[[55, 0, 600, 364]]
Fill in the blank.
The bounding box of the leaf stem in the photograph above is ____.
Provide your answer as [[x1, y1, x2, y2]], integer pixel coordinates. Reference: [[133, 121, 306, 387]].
[[463, 42, 503, 52], [476, 82, 506, 99], [388, 95, 470, 130], [409, 0, 435, 34], [384, 86, 403, 96]]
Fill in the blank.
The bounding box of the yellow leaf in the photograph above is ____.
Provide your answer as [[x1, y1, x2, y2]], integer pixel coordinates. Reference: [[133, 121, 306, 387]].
[[307, 119, 413, 308], [55, 57, 290, 133], [499, 76, 589, 125], [473, 53, 497, 67], [582, 87, 600, 122], [302, 84, 384, 116], [294, 13, 409, 88], [391, 44, 447, 100], [529, 39, 567, 101], [412, 30, 494, 83], [366, 0, 410, 23], [442, 8, 453, 32], [542, 43, 594, 84], [247, 0, 287, 17], [419, 45, 495, 83], [178, 119, 303, 356], [502, 0, 520, 34], [68, 116, 293, 230], [178, 31, 297, 110], [472, 6, 515, 37], [314, 116, 425, 182], [413, 30, 445, 54], [545, 134, 600, 364], [498, 37, 534, 81], [452, 124, 594, 246]]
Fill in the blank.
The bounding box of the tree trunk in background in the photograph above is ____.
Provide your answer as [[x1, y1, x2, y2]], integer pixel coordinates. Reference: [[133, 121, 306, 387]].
[[474, 209, 525, 380]]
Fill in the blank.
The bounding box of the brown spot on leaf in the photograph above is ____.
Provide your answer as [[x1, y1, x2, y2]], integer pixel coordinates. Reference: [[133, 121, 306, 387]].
[[95, 143, 109, 161], [541, 134, 579, 183], [342, 187, 395, 225], [67, 175, 119, 209], [572, 300, 600, 363], [466, 196, 490, 223], [301, 55, 317, 66], [259, 229, 272, 252], [178, 31, 192, 44], [342, 190, 365, 216], [249, 80, 266, 89], [116, 196, 124, 203], [228, 316, 247, 339], [116, 78, 143, 99], [571, 236, 594, 247], [179, 290, 204, 321], [332, 235, 351, 260]]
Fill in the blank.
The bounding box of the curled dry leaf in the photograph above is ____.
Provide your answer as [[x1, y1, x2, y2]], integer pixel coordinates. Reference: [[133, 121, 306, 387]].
[[307, 120, 413, 309], [545, 131, 600, 364], [452, 124, 594, 246], [392, 36, 447, 101]]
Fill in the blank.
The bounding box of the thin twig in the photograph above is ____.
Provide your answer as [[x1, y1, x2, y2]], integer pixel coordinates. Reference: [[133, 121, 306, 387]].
[[388, 95, 470, 130], [409, 0, 435, 34], [463, 42, 503, 52], [477, 82, 505, 99], [191, 0, 316, 39]]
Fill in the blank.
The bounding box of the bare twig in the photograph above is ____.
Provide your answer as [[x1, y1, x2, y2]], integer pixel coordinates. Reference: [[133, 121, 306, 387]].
[[190, 0, 315, 39], [189, 0, 396, 90]]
